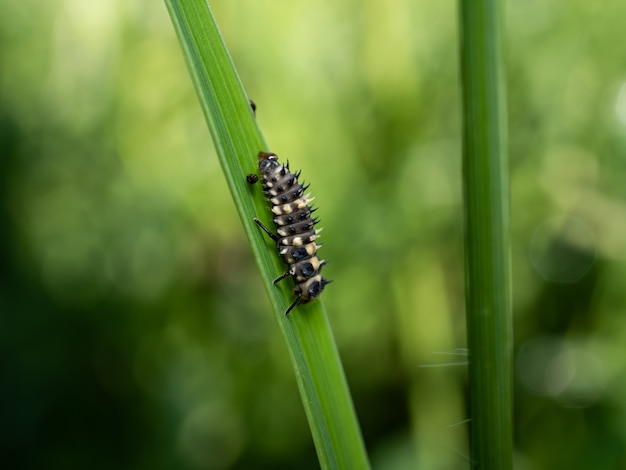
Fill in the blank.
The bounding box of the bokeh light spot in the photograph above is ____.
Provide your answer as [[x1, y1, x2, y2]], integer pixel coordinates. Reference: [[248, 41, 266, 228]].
[[517, 336, 605, 408], [177, 403, 244, 470], [529, 215, 596, 283]]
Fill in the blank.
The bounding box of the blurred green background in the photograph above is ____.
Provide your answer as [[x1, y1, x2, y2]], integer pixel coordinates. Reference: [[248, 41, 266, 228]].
[[2, 0, 626, 469]]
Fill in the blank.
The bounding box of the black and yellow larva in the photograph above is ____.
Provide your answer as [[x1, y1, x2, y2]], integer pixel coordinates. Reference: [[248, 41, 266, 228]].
[[252, 151, 331, 315]]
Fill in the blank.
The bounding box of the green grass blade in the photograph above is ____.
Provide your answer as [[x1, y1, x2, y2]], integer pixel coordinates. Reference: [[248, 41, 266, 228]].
[[458, 0, 513, 468], [165, 1, 371, 468]]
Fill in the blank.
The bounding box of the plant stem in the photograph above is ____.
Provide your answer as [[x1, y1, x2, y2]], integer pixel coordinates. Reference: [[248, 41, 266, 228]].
[[458, 0, 513, 468]]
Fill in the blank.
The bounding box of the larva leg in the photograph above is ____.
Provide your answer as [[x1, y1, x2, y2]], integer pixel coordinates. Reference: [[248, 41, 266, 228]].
[[284, 295, 301, 316], [272, 270, 291, 285], [254, 217, 279, 242]]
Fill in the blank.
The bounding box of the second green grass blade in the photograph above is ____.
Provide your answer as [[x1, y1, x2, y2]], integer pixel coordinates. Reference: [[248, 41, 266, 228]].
[[458, 0, 513, 468], [165, 1, 371, 468]]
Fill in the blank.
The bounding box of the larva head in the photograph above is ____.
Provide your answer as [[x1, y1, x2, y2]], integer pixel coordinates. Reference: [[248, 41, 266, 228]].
[[258, 151, 279, 174]]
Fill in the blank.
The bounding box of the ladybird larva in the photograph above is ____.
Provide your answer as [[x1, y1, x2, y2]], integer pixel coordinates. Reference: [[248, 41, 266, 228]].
[[253, 151, 331, 315]]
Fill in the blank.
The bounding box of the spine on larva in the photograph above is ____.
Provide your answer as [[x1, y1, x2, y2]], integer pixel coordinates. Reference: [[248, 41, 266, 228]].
[[255, 151, 330, 315]]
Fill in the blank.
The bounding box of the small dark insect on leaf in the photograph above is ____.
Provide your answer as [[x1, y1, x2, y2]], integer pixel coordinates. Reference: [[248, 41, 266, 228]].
[[246, 173, 259, 184]]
